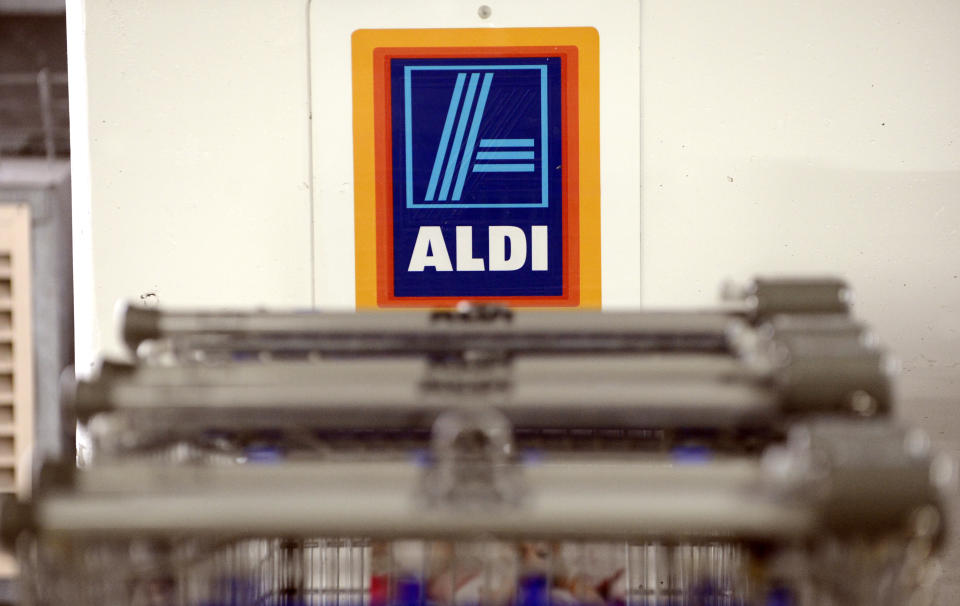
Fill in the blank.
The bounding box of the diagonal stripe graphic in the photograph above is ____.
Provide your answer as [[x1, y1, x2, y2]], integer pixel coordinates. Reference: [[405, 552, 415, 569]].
[[424, 73, 466, 202], [452, 72, 494, 201], [437, 73, 479, 201]]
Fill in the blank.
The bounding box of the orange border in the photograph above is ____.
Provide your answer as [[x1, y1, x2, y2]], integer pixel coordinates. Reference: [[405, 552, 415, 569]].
[[352, 27, 600, 308], [374, 46, 578, 307]]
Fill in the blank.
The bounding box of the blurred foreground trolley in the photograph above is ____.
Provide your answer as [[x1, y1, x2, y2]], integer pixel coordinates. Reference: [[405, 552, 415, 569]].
[[1, 278, 954, 606], [75, 277, 892, 462], [3, 419, 952, 606]]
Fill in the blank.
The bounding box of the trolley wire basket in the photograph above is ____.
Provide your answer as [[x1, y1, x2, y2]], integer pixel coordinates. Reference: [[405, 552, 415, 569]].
[[6, 418, 952, 606]]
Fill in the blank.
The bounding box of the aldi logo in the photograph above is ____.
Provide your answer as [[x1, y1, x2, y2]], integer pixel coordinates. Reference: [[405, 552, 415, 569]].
[[352, 28, 601, 307], [400, 61, 553, 208]]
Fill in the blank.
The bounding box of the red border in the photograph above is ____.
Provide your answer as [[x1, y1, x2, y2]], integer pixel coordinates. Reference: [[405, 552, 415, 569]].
[[372, 46, 580, 307]]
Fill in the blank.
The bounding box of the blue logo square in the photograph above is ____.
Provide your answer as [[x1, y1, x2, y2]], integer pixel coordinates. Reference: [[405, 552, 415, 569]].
[[395, 59, 558, 209]]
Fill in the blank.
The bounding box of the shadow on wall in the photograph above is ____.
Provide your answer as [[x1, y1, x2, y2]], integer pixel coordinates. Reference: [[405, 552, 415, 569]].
[[0, 13, 69, 158], [642, 160, 960, 374]]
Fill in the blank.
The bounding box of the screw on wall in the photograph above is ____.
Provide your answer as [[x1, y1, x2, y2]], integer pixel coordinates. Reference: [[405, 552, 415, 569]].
[[477, 5, 492, 19]]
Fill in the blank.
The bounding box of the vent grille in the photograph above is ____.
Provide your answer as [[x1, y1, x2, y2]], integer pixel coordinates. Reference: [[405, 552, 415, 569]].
[[0, 204, 32, 577], [0, 205, 33, 497]]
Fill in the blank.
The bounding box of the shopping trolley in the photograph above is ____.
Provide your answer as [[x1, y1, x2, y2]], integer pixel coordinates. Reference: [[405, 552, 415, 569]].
[[2, 277, 951, 605], [3, 416, 952, 606], [71, 278, 891, 463]]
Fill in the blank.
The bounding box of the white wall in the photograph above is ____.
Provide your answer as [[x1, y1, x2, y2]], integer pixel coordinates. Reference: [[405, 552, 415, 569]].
[[639, 0, 960, 372], [69, 0, 960, 375], [69, 0, 315, 369]]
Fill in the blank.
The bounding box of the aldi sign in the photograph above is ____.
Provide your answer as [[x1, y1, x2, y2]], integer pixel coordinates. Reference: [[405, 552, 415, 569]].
[[352, 28, 601, 307]]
